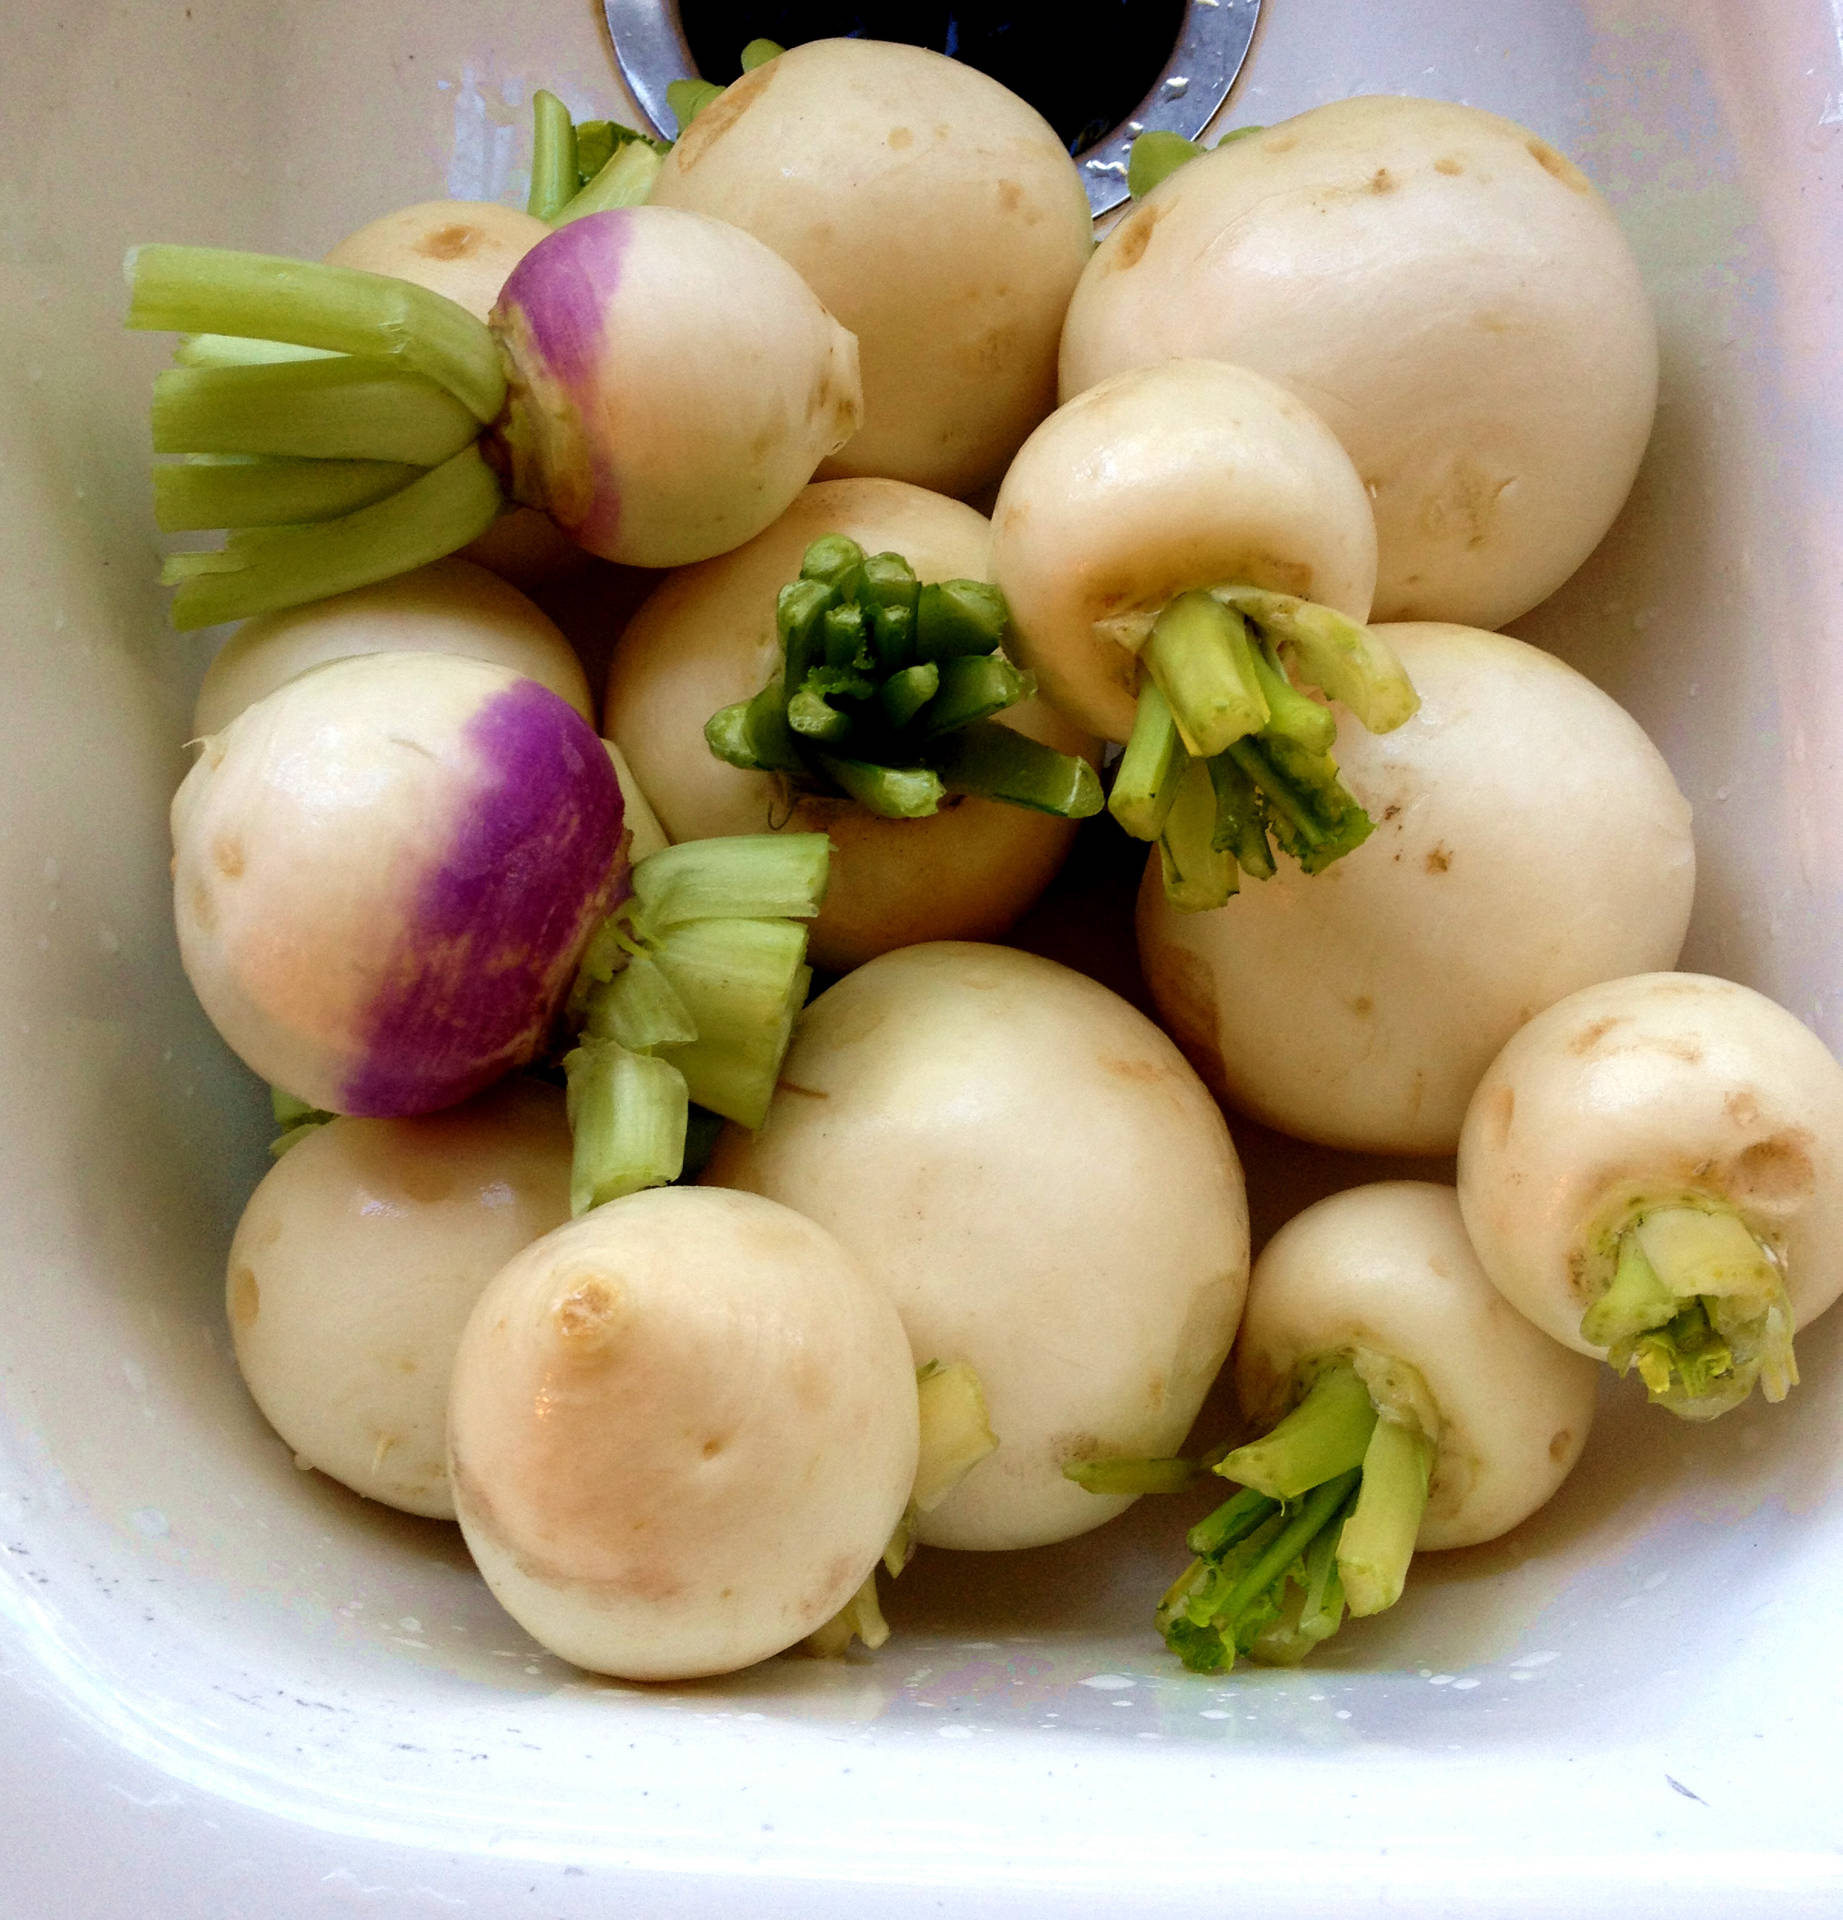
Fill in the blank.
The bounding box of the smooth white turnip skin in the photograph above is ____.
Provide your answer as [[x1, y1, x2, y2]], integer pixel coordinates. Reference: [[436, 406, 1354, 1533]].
[[649, 38, 1093, 499], [191, 558, 593, 737], [490, 206, 863, 568], [1138, 623, 1694, 1155], [1059, 97, 1658, 632], [604, 478, 1096, 971], [705, 942, 1250, 1552], [1235, 1183, 1599, 1551], [447, 1185, 919, 1680], [172, 651, 624, 1116], [227, 1081, 572, 1518], [1457, 973, 1843, 1357], [324, 200, 583, 587], [987, 359, 1378, 744]]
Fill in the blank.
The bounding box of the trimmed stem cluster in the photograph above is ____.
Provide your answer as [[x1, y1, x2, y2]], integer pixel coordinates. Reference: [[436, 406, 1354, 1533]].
[[563, 833, 830, 1215], [525, 89, 668, 225], [1581, 1201, 1797, 1421], [707, 535, 1103, 822], [1071, 1356, 1435, 1674], [1110, 585, 1419, 911], [128, 245, 510, 627]]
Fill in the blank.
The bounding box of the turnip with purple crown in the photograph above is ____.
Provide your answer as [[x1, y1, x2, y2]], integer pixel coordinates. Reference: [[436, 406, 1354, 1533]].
[[172, 651, 626, 1117], [128, 205, 862, 625]]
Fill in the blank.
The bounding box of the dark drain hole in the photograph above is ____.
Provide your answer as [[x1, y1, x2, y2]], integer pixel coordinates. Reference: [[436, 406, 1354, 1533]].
[[677, 1, 1188, 154]]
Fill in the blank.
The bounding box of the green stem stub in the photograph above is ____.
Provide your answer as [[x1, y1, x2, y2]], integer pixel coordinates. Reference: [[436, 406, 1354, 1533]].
[[1110, 581, 1417, 910], [560, 834, 830, 1212], [1581, 1202, 1798, 1420], [705, 535, 1100, 823], [1154, 1357, 1434, 1673]]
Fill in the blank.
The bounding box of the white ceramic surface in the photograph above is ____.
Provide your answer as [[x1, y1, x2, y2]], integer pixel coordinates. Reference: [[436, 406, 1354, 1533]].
[[2, 2, 1841, 1913]]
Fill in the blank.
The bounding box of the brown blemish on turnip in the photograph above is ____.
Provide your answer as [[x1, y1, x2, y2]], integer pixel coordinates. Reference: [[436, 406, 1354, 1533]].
[[1727, 1131, 1816, 1207], [1140, 944, 1226, 1100], [229, 1265, 259, 1326], [1434, 156, 1464, 176], [213, 835, 244, 878], [1424, 845, 1451, 873], [672, 65, 773, 169], [1527, 138, 1590, 193], [1548, 1427, 1573, 1463], [1108, 202, 1163, 272], [420, 224, 481, 262], [1370, 168, 1396, 194], [888, 126, 914, 150], [1569, 1016, 1624, 1055], [1352, 996, 1374, 1017], [775, 1080, 830, 1101], [1263, 133, 1298, 156], [1725, 1091, 1762, 1127], [997, 179, 1024, 213]]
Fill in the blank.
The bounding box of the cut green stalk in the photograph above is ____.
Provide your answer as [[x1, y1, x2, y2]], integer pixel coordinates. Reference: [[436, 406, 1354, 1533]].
[[554, 140, 664, 223], [704, 678, 806, 774], [916, 579, 1010, 661], [933, 721, 1103, 818], [668, 77, 727, 133], [804, 1568, 890, 1658], [631, 832, 831, 930], [563, 1038, 690, 1214], [860, 551, 920, 670], [1109, 679, 1188, 840], [174, 334, 335, 368], [1336, 1415, 1433, 1616], [912, 1361, 998, 1512], [740, 37, 784, 70], [1212, 584, 1419, 734], [788, 682, 859, 744], [1205, 752, 1277, 878], [1128, 129, 1206, 198], [1249, 1520, 1347, 1665], [1064, 1455, 1201, 1497], [916, 653, 1033, 737], [152, 358, 477, 465], [153, 455, 422, 532], [160, 444, 503, 629], [127, 245, 506, 423], [526, 89, 580, 223], [1246, 631, 1338, 753], [879, 662, 940, 729], [1219, 1361, 1377, 1501], [1156, 757, 1237, 912], [580, 951, 698, 1051], [1584, 1203, 1797, 1420], [802, 533, 867, 598], [1188, 1484, 1282, 1558], [1142, 591, 1268, 759], [650, 916, 813, 1128], [1225, 732, 1374, 875], [814, 754, 944, 818]]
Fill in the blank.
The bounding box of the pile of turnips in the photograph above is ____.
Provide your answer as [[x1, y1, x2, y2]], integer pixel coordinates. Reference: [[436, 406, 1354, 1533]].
[[133, 35, 1843, 1685]]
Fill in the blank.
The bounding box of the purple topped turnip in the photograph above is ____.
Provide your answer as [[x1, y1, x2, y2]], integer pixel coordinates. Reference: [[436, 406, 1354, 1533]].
[[172, 650, 625, 1116], [129, 206, 862, 624]]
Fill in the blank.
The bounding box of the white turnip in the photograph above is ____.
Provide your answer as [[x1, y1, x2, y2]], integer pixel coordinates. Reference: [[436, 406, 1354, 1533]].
[[1458, 973, 1843, 1420]]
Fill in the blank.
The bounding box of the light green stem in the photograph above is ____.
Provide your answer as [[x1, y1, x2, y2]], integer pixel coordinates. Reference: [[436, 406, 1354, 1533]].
[[159, 444, 503, 629], [554, 141, 663, 223], [526, 90, 580, 223], [153, 456, 422, 531], [1336, 1416, 1433, 1616], [126, 244, 505, 423], [1142, 591, 1268, 758], [1109, 679, 1188, 839], [563, 1039, 689, 1214], [1220, 1362, 1377, 1501]]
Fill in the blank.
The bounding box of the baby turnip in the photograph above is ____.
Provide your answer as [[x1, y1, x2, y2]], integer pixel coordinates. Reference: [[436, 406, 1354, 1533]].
[[1060, 96, 1658, 630], [1457, 973, 1843, 1421], [705, 941, 1250, 1552], [1141, 1182, 1597, 1672], [446, 1184, 919, 1680], [648, 37, 1093, 498], [190, 557, 593, 735], [226, 1079, 572, 1517], [605, 478, 1099, 971], [128, 206, 862, 624], [1138, 622, 1695, 1154], [988, 359, 1418, 909], [173, 650, 624, 1116]]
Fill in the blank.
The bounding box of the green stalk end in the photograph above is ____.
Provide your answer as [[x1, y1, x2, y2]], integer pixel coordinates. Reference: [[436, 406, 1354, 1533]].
[[563, 1039, 690, 1214], [526, 90, 580, 223], [1110, 680, 1189, 840], [1143, 591, 1268, 759], [1336, 1416, 1433, 1616], [1064, 1455, 1200, 1497], [1219, 1361, 1378, 1501], [1584, 1203, 1798, 1420], [1128, 130, 1206, 199]]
